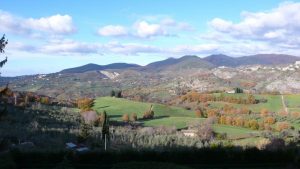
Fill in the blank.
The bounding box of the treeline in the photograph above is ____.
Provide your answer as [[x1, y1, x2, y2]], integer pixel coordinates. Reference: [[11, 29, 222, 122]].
[[181, 91, 258, 104], [110, 90, 122, 98], [195, 105, 294, 131]]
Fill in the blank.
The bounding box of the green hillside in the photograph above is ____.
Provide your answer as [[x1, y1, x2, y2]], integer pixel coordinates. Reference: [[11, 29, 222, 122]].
[[93, 97, 261, 137]]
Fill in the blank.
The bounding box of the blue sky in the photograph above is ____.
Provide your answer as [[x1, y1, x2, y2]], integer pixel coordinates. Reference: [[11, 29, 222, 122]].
[[1, 0, 300, 76]]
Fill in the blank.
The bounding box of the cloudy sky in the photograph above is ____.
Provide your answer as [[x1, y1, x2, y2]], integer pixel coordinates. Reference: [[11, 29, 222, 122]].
[[1, 0, 300, 76]]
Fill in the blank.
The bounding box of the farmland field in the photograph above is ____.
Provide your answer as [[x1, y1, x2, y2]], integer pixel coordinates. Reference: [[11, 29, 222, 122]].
[[93, 97, 265, 137], [93, 97, 195, 120], [209, 94, 284, 112], [284, 94, 300, 111]]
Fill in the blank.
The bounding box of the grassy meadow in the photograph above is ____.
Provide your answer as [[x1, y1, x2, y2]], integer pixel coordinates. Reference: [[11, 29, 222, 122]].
[[92, 97, 265, 138]]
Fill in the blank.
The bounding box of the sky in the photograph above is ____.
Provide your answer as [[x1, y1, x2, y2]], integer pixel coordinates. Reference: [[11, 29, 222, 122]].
[[1, 0, 300, 76]]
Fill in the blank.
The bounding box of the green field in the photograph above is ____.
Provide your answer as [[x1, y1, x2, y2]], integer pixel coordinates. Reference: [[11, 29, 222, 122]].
[[284, 94, 300, 109], [209, 94, 284, 112], [93, 97, 261, 137], [143, 117, 205, 128], [93, 97, 195, 120], [213, 125, 259, 138]]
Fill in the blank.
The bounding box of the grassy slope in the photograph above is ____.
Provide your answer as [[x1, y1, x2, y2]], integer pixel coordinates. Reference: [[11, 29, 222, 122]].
[[93, 97, 259, 137], [284, 94, 300, 110], [213, 125, 259, 138], [93, 97, 195, 120], [209, 94, 284, 112]]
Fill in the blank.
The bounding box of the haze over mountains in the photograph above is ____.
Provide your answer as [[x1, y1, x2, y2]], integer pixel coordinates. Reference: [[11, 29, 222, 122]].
[[59, 54, 300, 74]]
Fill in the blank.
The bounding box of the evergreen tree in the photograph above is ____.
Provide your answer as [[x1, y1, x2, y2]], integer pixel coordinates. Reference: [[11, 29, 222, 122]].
[[110, 90, 115, 97], [78, 121, 92, 143], [116, 90, 122, 98], [0, 35, 8, 119], [101, 111, 109, 140], [0, 35, 8, 72]]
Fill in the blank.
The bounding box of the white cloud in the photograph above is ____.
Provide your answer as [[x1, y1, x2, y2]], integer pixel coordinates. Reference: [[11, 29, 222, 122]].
[[0, 10, 75, 36], [209, 2, 300, 46], [97, 17, 193, 39], [134, 21, 166, 38], [25, 14, 75, 34], [98, 25, 128, 37]]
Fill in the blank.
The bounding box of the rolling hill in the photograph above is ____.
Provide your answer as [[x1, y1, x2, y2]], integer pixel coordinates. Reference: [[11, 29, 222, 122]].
[[143, 55, 215, 71], [60, 63, 141, 74], [59, 54, 300, 74], [203, 54, 300, 67]]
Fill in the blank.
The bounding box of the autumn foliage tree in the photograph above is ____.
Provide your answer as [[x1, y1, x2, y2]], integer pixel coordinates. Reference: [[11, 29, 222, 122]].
[[77, 98, 94, 111], [122, 113, 129, 122], [130, 113, 138, 122], [276, 122, 290, 131], [143, 105, 154, 119], [195, 109, 204, 118], [260, 108, 269, 117], [264, 116, 276, 125]]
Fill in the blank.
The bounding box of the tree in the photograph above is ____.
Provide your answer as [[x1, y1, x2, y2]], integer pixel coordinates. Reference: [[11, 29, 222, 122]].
[[235, 87, 243, 93], [247, 94, 256, 104], [276, 121, 290, 131], [0, 35, 8, 119], [101, 111, 109, 140], [130, 113, 138, 122], [122, 113, 129, 122], [101, 110, 110, 151], [249, 119, 259, 130], [110, 90, 115, 97], [116, 91, 122, 98], [264, 116, 276, 125], [260, 108, 269, 117], [77, 98, 94, 111], [143, 105, 154, 119], [195, 109, 204, 118], [0, 35, 8, 73], [78, 121, 92, 143]]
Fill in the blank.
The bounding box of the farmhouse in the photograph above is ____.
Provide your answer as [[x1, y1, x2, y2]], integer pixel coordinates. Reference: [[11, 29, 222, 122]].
[[226, 90, 236, 94], [181, 129, 197, 137]]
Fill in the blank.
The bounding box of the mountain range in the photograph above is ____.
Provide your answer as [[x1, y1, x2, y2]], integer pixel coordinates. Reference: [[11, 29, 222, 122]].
[[59, 54, 300, 73]]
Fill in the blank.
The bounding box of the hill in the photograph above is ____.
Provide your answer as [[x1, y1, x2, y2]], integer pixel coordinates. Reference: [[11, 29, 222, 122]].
[[237, 54, 300, 66], [203, 54, 300, 67], [203, 54, 239, 67], [143, 55, 215, 71], [60, 63, 141, 73]]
